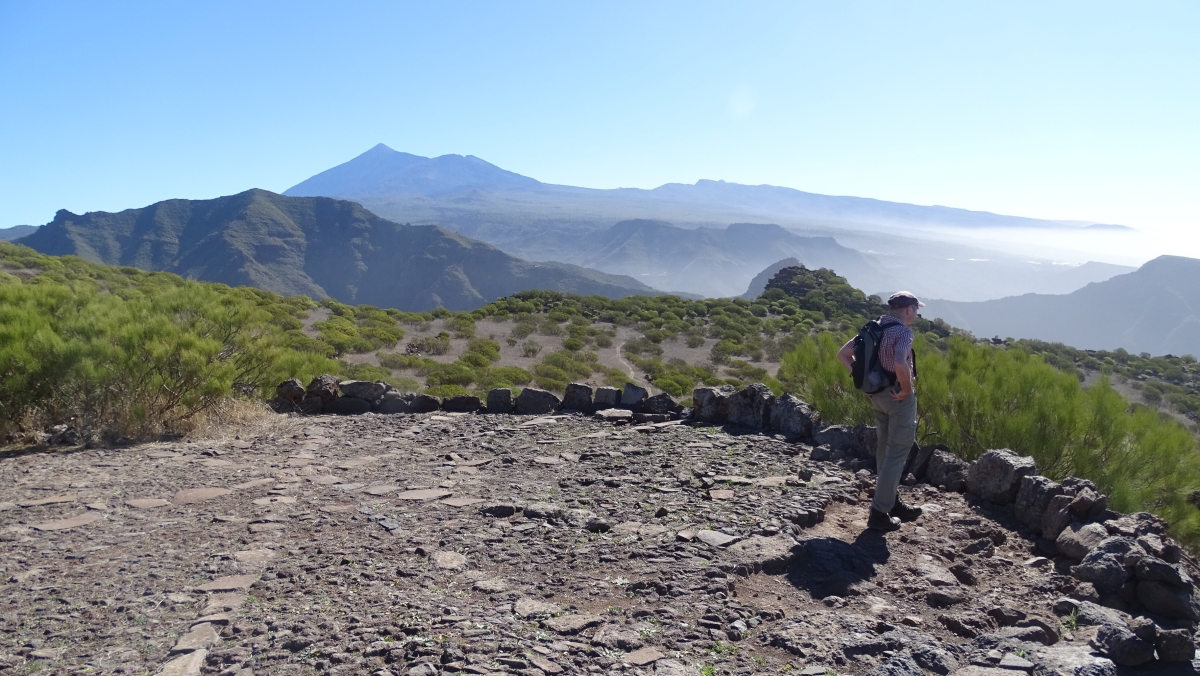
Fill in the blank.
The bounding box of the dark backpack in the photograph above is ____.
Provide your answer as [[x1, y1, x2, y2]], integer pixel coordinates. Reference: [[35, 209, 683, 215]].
[[852, 319, 897, 394]]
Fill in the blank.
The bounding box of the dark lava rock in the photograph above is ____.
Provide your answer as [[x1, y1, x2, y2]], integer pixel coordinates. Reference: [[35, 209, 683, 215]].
[[486, 388, 514, 414], [1155, 629, 1195, 663], [966, 448, 1037, 504], [1090, 623, 1155, 667], [441, 394, 482, 413], [516, 388, 561, 415], [323, 397, 372, 415]]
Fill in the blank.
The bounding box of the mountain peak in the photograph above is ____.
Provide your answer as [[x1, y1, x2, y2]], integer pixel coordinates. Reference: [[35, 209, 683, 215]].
[[285, 145, 541, 199]]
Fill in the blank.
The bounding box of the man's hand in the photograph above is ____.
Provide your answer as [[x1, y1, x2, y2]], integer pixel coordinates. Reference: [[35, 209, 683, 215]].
[[837, 337, 855, 374], [891, 360, 914, 400]]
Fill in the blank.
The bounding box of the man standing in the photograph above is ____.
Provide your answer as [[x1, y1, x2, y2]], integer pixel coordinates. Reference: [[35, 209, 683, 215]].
[[837, 291, 924, 531]]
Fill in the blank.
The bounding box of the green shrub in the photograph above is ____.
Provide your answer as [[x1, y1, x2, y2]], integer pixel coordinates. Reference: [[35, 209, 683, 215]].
[[521, 341, 543, 358]]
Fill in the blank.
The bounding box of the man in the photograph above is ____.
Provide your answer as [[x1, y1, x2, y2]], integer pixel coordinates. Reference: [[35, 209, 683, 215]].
[[837, 291, 924, 531]]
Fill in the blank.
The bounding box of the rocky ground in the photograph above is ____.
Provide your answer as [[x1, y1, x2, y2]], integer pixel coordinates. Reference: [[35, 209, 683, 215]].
[[1, 411, 1197, 676]]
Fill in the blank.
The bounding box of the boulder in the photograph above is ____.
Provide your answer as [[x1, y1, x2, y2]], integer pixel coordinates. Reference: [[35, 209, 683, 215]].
[[486, 388, 514, 414], [276, 378, 306, 401], [723, 534, 797, 575], [1041, 494, 1076, 541], [561, 383, 593, 411], [926, 450, 969, 492], [814, 424, 854, 451], [516, 388, 561, 415], [692, 385, 735, 423], [592, 386, 620, 411], [864, 651, 924, 676], [1135, 556, 1192, 588], [966, 449, 1037, 504], [1090, 624, 1155, 667], [1136, 581, 1200, 621], [1155, 629, 1195, 663], [1072, 551, 1130, 595], [1052, 598, 1130, 627], [621, 383, 648, 411], [267, 396, 297, 414], [298, 395, 324, 415], [374, 392, 410, 414], [1056, 523, 1110, 560], [1137, 534, 1183, 564], [727, 383, 775, 429], [770, 394, 819, 439], [409, 393, 441, 413], [905, 444, 939, 482], [306, 374, 341, 402], [1015, 475, 1064, 532], [323, 397, 372, 415], [442, 394, 482, 413], [642, 392, 677, 415], [339, 380, 386, 402]]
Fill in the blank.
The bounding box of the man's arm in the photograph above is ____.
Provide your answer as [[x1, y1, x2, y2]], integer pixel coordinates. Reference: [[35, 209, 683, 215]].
[[891, 359, 914, 401], [837, 337, 855, 373]]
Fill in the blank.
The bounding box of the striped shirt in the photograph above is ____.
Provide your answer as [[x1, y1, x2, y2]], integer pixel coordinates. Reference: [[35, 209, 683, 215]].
[[878, 315, 914, 376]]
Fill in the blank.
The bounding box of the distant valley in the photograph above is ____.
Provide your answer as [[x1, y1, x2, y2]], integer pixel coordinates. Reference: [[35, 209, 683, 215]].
[[924, 255, 1200, 357], [284, 144, 1135, 301]]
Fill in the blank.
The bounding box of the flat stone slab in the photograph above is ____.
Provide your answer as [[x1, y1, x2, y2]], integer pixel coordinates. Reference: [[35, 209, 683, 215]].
[[233, 549, 276, 567], [232, 478, 274, 489], [543, 614, 604, 634], [203, 593, 246, 612], [308, 475, 341, 485], [610, 521, 643, 536], [708, 489, 735, 500], [529, 654, 565, 674], [431, 551, 468, 571], [334, 483, 365, 492], [170, 622, 219, 654], [696, 529, 740, 547], [157, 649, 208, 676], [171, 488, 232, 505], [146, 451, 180, 459], [724, 534, 797, 573], [459, 458, 494, 467], [251, 496, 297, 506], [515, 597, 561, 618], [364, 484, 400, 496], [396, 489, 453, 501], [473, 578, 509, 593], [19, 495, 75, 507], [320, 504, 356, 512], [126, 498, 170, 509], [626, 647, 665, 666], [442, 497, 484, 507], [31, 512, 104, 531], [336, 456, 378, 469], [595, 409, 633, 420], [533, 456, 560, 465], [194, 574, 258, 592], [249, 522, 285, 533]]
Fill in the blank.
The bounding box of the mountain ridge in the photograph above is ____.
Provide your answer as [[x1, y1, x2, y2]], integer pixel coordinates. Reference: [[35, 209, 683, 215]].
[[924, 255, 1200, 357], [16, 189, 662, 311]]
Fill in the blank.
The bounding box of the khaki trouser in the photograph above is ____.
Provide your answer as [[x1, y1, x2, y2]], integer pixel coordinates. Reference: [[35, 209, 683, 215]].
[[869, 389, 917, 513]]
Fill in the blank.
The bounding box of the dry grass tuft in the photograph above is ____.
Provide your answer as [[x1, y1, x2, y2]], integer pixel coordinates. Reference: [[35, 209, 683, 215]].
[[183, 398, 305, 443]]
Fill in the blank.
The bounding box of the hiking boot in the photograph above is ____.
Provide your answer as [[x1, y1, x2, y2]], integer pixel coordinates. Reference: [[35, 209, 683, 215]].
[[890, 497, 923, 522], [867, 507, 901, 531]]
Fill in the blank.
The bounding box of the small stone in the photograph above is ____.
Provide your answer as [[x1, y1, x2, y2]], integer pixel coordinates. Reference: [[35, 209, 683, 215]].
[[998, 654, 1034, 671], [695, 529, 739, 547], [441, 497, 484, 507], [626, 647, 665, 665]]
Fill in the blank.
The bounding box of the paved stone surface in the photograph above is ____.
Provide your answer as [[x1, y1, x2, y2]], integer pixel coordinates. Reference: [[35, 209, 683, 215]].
[[0, 412, 1188, 675]]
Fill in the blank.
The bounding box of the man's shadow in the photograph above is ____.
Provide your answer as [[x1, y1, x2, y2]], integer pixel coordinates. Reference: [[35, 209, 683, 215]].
[[784, 530, 892, 599]]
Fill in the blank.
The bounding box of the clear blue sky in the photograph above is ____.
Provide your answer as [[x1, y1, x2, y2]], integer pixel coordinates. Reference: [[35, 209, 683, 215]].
[[1, 1, 1197, 252]]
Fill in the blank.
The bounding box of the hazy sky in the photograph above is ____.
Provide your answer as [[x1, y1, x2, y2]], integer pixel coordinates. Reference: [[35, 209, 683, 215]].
[[1, 2, 1197, 256]]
